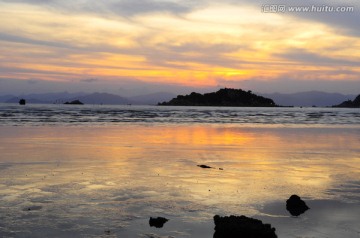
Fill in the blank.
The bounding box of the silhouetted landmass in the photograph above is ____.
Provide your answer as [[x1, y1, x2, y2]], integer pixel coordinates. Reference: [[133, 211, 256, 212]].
[[286, 195, 309, 216], [333, 94, 360, 108], [19, 99, 26, 105], [213, 215, 277, 238], [2, 91, 356, 106], [64, 100, 84, 105], [158, 88, 277, 107], [149, 217, 168, 228]]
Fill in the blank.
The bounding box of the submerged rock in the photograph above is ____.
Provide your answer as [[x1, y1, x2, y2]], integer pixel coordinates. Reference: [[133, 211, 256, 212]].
[[149, 217, 168, 228], [197, 164, 212, 169], [23, 205, 42, 211], [213, 215, 277, 238], [286, 195, 309, 216]]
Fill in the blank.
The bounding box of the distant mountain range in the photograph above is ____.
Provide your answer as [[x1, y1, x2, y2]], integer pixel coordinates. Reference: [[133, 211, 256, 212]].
[[0, 90, 357, 107], [67, 93, 130, 105], [1, 91, 176, 105], [129, 92, 176, 105], [259, 91, 356, 107]]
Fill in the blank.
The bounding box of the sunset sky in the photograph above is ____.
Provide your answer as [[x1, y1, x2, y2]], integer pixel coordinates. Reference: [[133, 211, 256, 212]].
[[0, 0, 359, 95]]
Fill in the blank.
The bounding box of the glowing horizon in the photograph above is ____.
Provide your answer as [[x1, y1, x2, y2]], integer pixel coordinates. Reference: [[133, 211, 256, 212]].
[[0, 0, 359, 94]]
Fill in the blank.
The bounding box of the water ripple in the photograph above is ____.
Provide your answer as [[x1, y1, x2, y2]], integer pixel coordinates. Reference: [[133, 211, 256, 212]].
[[0, 103, 359, 127]]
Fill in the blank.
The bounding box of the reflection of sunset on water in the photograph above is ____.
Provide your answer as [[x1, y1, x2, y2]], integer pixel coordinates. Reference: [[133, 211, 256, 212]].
[[0, 125, 359, 237], [1, 126, 358, 200]]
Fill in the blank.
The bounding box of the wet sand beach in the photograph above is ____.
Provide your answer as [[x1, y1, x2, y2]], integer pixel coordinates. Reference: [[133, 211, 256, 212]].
[[0, 125, 359, 237]]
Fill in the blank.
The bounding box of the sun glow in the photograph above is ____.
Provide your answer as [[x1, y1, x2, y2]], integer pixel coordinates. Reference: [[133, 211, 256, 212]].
[[0, 1, 359, 88]]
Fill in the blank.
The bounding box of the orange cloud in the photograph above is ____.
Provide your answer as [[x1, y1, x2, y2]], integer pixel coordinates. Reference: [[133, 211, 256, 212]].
[[0, 1, 359, 89]]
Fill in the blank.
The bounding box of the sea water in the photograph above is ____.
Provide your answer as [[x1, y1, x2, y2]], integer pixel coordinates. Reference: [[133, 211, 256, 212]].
[[0, 103, 360, 126], [0, 104, 359, 237]]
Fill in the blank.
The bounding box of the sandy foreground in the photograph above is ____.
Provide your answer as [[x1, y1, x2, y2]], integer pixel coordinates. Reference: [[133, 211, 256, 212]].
[[0, 125, 359, 237]]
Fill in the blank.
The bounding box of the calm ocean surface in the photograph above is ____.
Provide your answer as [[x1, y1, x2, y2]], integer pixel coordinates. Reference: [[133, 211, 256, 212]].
[[1, 103, 359, 127]]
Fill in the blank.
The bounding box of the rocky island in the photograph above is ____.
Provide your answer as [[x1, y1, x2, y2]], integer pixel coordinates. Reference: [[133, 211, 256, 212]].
[[158, 88, 277, 107], [333, 94, 360, 108], [19, 99, 26, 105], [64, 100, 84, 105]]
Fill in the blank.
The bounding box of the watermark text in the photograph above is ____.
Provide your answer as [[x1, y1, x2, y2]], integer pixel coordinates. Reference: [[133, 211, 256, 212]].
[[261, 5, 354, 13]]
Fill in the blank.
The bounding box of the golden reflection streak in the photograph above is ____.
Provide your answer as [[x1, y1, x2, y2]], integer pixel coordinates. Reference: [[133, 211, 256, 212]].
[[2, 126, 358, 208]]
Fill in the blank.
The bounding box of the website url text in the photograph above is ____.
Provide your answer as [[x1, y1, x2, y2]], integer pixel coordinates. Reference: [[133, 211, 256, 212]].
[[261, 5, 355, 13]]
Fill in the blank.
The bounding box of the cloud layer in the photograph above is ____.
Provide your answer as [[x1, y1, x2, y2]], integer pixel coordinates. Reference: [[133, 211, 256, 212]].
[[0, 0, 359, 94]]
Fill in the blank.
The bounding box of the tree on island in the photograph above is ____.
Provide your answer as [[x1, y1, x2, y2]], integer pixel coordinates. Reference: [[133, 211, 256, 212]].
[[158, 88, 277, 107]]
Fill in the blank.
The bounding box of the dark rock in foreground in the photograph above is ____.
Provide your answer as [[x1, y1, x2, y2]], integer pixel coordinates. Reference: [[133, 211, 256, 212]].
[[158, 88, 277, 107], [286, 195, 309, 216], [197, 164, 212, 169], [64, 100, 84, 105], [333, 94, 360, 108], [149, 217, 168, 228], [23, 205, 42, 211], [213, 215, 277, 238]]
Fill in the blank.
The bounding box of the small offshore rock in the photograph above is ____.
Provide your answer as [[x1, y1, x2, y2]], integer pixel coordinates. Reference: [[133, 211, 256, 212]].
[[213, 215, 277, 238], [149, 217, 169, 228], [197, 164, 212, 169], [286, 194, 309, 216], [19, 99, 26, 105]]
